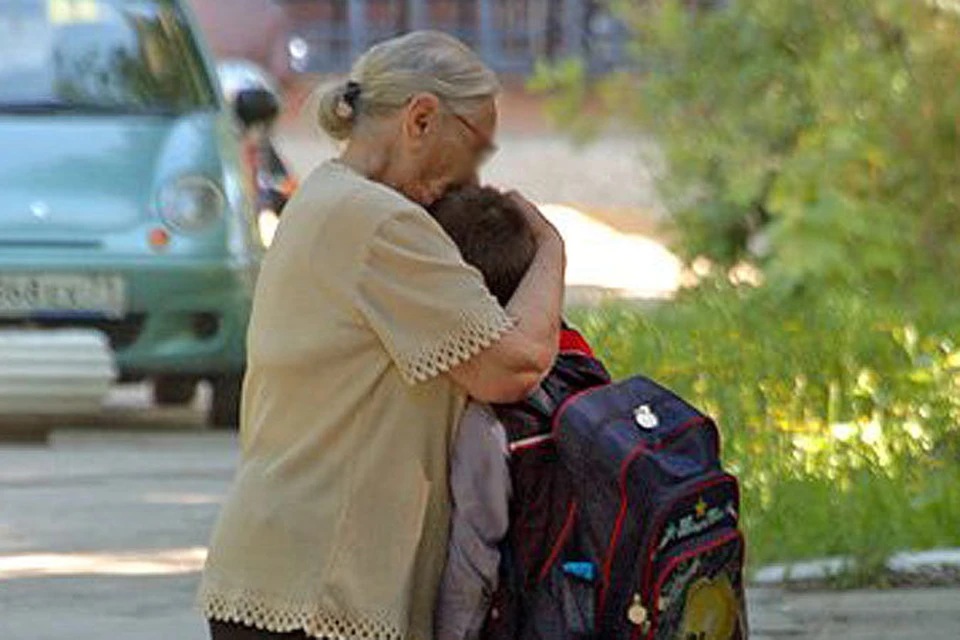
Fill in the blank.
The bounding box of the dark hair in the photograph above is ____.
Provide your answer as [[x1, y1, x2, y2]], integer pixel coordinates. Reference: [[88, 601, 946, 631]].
[[429, 186, 537, 306]]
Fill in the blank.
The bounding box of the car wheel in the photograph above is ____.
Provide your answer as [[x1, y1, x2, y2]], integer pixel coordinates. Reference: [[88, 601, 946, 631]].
[[153, 376, 198, 406], [209, 374, 243, 430]]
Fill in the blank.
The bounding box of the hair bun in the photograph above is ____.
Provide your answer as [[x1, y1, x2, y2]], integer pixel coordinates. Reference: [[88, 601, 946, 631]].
[[335, 81, 362, 119], [317, 80, 357, 141]]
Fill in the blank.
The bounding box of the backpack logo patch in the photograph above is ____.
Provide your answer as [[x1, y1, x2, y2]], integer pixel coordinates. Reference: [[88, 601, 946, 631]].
[[659, 498, 736, 553], [634, 404, 659, 429], [679, 574, 739, 640]]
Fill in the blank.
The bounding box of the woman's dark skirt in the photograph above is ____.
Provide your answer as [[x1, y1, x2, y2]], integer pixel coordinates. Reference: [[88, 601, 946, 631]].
[[208, 620, 320, 640]]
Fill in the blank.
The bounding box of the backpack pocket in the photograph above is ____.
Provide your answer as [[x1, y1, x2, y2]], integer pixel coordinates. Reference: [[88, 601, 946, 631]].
[[523, 560, 598, 639], [640, 529, 746, 640]]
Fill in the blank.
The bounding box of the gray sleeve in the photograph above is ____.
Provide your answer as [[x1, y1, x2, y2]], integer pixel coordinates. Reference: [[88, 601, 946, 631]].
[[435, 402, 511, 640]]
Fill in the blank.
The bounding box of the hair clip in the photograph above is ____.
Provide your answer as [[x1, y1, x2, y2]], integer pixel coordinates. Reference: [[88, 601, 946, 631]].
[[336, 80, 362, 119]]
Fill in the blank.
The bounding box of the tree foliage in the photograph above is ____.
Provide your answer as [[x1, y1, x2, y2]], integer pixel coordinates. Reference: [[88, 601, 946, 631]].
[[536, 0, 960, 295]]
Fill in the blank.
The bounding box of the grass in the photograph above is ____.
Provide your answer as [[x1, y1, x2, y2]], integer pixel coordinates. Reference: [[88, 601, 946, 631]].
[[569, 283, 960, 577]]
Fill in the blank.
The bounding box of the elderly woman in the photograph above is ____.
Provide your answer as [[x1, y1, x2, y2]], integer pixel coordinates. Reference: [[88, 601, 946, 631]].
[[198, 31, 565, 640]]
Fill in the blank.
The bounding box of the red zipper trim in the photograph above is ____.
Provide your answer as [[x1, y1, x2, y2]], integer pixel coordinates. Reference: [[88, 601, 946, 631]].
[[550, 382, 723, 616], [595, 417, 718, 616], [597, 440, 649, 615], [550, 385, 603, 434], [659, 415, 716, 454], [634, 529, 743, 640], [640, 475, 740, 600], [537, 500, 579, 583], [553, 394, 716, 456]]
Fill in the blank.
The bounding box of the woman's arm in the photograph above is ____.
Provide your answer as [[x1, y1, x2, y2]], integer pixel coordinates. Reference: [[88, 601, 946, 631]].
[[448, 195, 565, 403]]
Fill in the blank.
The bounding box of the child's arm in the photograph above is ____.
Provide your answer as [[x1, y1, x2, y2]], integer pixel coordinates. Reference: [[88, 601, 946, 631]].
[[435, 402, 511, 640]]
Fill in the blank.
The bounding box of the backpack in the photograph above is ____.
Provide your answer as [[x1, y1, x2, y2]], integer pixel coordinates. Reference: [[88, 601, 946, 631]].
[[483, 333, 611, 640], [484, 338, 747, 640]]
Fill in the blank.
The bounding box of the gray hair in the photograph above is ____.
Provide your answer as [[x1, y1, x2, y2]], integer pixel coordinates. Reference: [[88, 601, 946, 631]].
[[316, 31, 500, 141]]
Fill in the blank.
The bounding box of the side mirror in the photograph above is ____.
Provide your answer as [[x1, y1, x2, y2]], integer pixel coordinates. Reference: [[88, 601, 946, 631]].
[[234, 88, 279, 129]]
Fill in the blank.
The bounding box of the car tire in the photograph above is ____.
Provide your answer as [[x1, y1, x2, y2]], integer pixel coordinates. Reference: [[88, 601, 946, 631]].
[[153, 376, 198, 406], [209, 374, 243, 430]]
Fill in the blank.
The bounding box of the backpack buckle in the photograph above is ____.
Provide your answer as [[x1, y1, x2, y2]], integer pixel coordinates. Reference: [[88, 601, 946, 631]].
[[634, 404, 659, 429]]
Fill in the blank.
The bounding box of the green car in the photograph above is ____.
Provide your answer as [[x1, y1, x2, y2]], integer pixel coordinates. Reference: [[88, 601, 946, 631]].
[[0, 0, 276, 427]]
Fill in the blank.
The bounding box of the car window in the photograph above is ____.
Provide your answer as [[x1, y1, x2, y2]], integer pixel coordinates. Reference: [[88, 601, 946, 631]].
[[0, 0, 218, 114]]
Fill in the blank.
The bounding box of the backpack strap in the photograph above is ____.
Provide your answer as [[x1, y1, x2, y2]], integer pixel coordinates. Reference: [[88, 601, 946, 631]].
[[496, 326, 609, 448], [507, 387, 557, 453]]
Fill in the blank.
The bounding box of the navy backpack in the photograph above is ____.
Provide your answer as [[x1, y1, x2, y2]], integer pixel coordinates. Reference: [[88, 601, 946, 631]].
[[485, 334, 747, 640]]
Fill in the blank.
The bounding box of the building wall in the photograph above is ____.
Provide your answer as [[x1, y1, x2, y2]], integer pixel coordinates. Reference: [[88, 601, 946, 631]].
[[187, 0, 626, 80], [187, 0, 294, 82]]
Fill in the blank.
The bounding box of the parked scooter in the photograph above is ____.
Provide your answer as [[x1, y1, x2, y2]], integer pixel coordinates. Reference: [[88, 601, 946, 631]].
[[217, 59, 297, 246]]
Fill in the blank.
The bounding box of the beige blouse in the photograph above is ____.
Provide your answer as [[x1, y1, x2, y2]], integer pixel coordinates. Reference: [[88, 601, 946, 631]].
[[198, 161, 513, 640]]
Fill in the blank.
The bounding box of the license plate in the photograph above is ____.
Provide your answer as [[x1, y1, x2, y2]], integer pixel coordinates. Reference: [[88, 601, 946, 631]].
[[0, 273, 126, 318]]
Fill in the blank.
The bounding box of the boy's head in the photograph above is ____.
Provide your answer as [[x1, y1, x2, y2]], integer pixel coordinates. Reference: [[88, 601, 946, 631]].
[[429, 186, 537, 306]]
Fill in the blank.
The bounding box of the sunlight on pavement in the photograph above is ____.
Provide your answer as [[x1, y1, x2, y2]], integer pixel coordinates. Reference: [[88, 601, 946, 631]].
[[538, 204, 682, 299], [0, 547, 207, 579], [142, 492, 224, 506]]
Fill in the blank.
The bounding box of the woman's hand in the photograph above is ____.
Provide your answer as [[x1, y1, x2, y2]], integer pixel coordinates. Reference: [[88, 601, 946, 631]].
[[506, 191, 564, 248], [448, 191, 565, 403]]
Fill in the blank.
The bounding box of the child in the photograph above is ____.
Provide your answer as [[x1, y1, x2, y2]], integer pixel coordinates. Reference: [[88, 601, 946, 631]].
[[429, 187, 609, 640]]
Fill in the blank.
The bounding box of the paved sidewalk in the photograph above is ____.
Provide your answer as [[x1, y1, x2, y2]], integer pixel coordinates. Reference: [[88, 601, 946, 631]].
[[1, 416, 958, 639], [0, 426, 231, 640], [749, 586, 960, 639]]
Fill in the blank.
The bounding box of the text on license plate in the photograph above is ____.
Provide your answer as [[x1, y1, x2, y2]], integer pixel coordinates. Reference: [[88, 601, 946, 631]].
[[0, 273, 126, 318]]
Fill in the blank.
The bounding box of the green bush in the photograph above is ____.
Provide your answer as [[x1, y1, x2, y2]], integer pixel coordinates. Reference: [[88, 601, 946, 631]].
[[534, 0, 960, 296], [569, 289, 960, 570], [533, 0, 960, 574], [535, 0, 960, 573]]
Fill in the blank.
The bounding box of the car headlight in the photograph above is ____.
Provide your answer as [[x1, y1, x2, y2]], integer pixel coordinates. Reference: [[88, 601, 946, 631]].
[[158, 176, 225, 232]]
